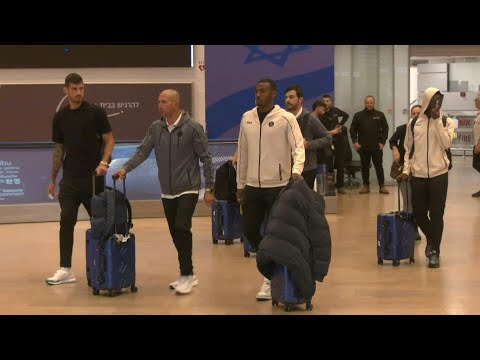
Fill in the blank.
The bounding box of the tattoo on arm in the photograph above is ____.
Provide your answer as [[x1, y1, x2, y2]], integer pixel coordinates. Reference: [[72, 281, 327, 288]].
[[51, 144, 64, 183], [101, 132, 114, 163]]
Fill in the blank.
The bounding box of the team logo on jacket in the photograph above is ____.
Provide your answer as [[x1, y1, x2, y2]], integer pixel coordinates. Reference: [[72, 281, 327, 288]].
[[268, 121, 274, 127]]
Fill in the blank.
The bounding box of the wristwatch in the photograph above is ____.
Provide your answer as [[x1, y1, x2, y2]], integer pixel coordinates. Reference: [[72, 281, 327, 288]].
[[99, 160, 109, 168], [207, 187, 215, 194]]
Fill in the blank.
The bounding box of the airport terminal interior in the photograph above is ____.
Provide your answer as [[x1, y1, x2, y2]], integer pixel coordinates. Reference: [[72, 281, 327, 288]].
[[1, 45, 480, 315]]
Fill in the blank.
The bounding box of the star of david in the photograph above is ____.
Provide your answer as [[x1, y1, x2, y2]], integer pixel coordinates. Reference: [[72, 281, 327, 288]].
[[243, 45, 311, 67]]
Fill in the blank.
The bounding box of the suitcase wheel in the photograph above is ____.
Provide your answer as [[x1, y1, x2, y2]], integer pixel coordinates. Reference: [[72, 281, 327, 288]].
[[92, 289, 100, 296], [272, 300, 278, 307], [225, 239, 233, 245], [108, 289, 115, 297], [392, 259, 400, 267], [409, 257, 415, 264], [244, 252, 250, 258], [306, 302, 313, 311], [131, 285, 138, 293], [212, 237, 218, 244], [377, 258, 383, 265]]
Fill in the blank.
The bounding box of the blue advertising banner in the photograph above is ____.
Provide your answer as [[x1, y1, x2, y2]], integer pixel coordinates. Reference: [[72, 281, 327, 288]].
[[0, 143, 237, 205], [205, 45, 334, 140]]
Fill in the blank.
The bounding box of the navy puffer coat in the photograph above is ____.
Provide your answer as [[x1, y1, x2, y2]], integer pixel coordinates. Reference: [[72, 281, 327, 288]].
[[256, 179, 331, 299]]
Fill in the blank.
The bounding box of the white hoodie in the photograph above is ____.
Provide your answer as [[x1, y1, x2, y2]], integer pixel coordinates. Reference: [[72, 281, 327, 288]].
[[237, 105, 305, 189], [403, 87, 454, 178]]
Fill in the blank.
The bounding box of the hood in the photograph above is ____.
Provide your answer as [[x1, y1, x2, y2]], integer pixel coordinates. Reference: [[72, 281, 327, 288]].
[[161, 110, 191, 128], [251, 104, 285, 117], [420, 87, 444, 115]]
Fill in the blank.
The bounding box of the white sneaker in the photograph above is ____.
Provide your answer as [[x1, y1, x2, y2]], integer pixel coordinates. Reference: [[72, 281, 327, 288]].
[[175, 275, 196, 294], [46, 268, 76, 285], [169, 274, 198, 289], [256, 277, 271, 301]]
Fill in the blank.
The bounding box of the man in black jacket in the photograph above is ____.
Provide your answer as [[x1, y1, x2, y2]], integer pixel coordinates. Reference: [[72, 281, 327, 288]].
[[319, 95, 349, 193], [350, 95, 389, 194]]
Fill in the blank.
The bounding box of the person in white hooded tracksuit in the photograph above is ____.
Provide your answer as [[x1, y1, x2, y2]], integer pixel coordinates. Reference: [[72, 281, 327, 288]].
[[397, 87, 454, 268], [236, 78, 305, 301]]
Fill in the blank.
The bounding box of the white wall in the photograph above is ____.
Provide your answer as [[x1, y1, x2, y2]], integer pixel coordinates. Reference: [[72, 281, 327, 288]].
[[449, 63, 480, 93], [410, 66, 418, 106], [394, 45, 410, 128]]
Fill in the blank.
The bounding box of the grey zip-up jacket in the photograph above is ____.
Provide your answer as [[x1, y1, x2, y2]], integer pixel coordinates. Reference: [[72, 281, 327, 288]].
[[297, 108, 332, 171], [122, 111, 214, 195]]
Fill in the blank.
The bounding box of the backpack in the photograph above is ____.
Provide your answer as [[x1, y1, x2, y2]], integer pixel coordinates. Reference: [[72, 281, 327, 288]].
[[214, 160, 237, 202], [90, 183, 133, 240], [409, 115, 452, 171]]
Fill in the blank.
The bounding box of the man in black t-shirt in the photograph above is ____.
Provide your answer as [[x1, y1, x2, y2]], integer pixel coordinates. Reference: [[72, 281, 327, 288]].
[[46, 73, 114, 285]]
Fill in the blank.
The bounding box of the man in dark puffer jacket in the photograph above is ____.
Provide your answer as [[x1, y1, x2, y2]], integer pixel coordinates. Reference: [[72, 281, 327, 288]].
[[256, 179, 331, 300]]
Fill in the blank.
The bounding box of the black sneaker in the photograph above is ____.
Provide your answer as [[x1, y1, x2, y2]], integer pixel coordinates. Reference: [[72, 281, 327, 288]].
[[425, 245, 433, 258], [428, 251, 440, 268]]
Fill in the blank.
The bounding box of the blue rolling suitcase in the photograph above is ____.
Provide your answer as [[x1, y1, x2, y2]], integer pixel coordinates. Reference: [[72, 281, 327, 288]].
[[271, 264, 313, 312], [377, 185, 416, 266], [86, 176, 137, 296], [212, 200, 242, 245], [86, 230, 136, 296]]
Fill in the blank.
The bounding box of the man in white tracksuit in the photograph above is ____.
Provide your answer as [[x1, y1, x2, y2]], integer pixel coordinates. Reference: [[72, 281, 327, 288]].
[[236, 78, 305, 300], [397, 87, 454, 268]]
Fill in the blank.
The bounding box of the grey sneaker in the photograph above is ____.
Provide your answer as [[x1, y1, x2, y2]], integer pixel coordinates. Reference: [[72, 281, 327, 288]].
[[46, 268, 76, 285], [170, 274, 198, 290], [256, 278, 272, 301], [425, 245, 433, 258], [428, 251, 440, 268], [175, 275, 196, 294]]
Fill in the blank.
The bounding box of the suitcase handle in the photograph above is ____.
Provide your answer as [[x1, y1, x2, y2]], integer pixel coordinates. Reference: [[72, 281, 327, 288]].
[[397, 177, 409, 217], [383, 219, 391, 256], [217, 203, 223, 235], [91, 171, 106, 197], [112, 175, 130, 236]]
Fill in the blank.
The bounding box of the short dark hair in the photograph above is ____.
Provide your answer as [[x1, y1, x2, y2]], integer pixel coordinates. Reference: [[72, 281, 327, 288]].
[[257, 78, 277, 92], [312, 100, 326, 111], [321, 94, 331, 100], [411, 105, 421, 113], [65, 73, 83, 87], [285, 85, 304, 99]]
